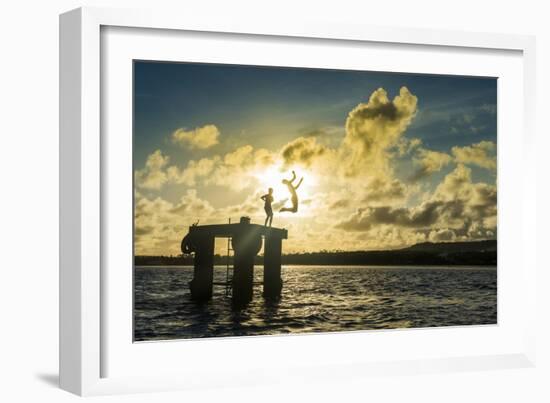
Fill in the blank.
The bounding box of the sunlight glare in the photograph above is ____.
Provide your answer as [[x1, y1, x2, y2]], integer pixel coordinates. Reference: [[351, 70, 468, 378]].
[[254, 164, 317, 213]]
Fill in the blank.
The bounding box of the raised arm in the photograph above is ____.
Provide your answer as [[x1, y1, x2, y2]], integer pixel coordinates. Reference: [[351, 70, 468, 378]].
[[295, 177, 304, 189], [290, 170, 297, 183]]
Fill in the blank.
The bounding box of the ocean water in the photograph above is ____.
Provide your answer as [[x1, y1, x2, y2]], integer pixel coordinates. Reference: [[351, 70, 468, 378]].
[[134, 265, 497, 341]]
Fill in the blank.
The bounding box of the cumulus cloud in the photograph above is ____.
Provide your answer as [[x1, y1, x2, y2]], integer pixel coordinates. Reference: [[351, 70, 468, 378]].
[[397, 137, 422, 156], [135, 149, 170, 190], [362, 177, 408, 204], [336, 201, 449, 231], [281, 136, 328, 168], [135, 190, 222, 255], [223, 145, 254, 166], [207, 145, 277, 189], [451, 140, 496, 171], [336, 164, 496, 242], [410, 148, 452, 181], [428, 228, 457, 242], [330, 199, 351, 210], [166, 157, 219, 187], [171, 124, 220, 149], [357, 226, 428, 250], [342, 86, 418, 177], [135, 145, 277, 191], [433, 164, 491, 202], [135, 150, 218, 189], [163, 146, 263, 190], [169, 189, 216, 216]]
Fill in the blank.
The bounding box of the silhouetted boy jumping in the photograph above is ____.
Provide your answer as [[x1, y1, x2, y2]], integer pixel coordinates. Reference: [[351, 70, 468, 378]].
[[280, 171, 303, 213]]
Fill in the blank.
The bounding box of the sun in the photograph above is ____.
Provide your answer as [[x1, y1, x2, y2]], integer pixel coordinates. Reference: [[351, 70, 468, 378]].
[[254, 165, 286, 198], [259, 166, 283, 189]]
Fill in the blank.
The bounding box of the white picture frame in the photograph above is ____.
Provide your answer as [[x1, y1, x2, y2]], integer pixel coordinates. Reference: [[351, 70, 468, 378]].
[[59, 6, 537, 396]]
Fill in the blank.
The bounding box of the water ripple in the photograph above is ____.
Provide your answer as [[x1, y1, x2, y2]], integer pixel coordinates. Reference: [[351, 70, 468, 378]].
[[134, 265, 497, 341]]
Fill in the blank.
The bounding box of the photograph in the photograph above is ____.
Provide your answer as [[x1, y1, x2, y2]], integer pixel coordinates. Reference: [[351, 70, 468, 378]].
[[133, 61, 497, 341]]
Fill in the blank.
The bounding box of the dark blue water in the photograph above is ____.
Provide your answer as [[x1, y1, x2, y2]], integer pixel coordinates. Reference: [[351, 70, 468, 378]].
[[134, 265, 496, 341]]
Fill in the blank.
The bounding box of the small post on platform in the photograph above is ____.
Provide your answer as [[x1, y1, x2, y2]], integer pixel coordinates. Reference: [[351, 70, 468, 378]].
[[263, 231, 283, 299]]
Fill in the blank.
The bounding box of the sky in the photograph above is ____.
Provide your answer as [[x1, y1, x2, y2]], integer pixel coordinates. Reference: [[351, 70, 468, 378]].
[[133, 61, 497, 255]]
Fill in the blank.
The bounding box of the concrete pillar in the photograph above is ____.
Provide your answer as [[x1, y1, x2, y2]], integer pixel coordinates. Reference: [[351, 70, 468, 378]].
[[232, 229, 262, 305], [263, 233, 283, 299], [189, 235, 215, 300]]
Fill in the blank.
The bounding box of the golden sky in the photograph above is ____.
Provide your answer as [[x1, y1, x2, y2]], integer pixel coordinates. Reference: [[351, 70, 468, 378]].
[[133, 63, 497, 256]]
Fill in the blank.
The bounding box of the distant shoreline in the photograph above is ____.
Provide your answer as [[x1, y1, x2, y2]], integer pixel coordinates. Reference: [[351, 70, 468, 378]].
[[135, 239, 497, 267]]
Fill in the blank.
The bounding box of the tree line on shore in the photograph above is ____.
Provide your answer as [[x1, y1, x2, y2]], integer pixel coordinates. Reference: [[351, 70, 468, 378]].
[[135, 240, 497, 266]]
